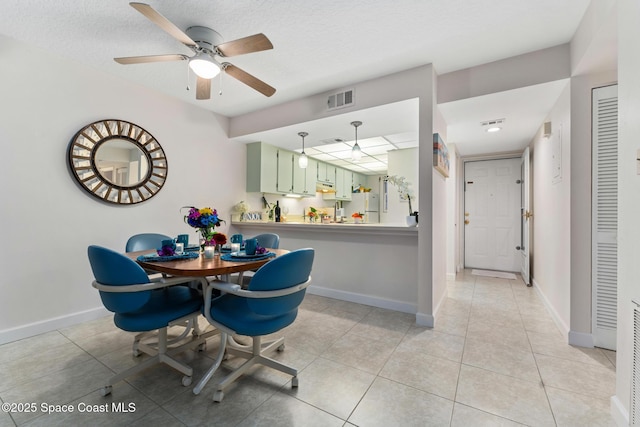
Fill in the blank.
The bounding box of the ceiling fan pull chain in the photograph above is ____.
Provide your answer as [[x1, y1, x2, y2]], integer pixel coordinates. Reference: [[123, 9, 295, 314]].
[[186, 65, 191, 92], [219, 69, 224, 96]]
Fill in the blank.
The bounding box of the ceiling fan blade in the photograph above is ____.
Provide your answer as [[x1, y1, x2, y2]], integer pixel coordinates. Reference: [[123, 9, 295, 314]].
[[114, 54, 188, 64], [224, 64, 276, 97], [129, 2, 197, 48], [196, 77, 211, 100], [216, 33, 273, 57]]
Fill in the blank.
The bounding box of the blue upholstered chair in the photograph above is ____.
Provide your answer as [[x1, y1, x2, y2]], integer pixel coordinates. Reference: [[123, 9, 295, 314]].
[[88, 245, 211, 396], [125, 233, 173, 253], [252, 233, 280, 249], [193, 248, 314, 402], [236, 233, 280, 286]]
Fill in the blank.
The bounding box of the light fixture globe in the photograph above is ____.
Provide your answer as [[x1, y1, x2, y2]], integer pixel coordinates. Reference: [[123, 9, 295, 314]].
[[188, 52, 220, 79], [350, 121, 363, 162], [299, 152, 308, 168], [298, 132, 309, 169]]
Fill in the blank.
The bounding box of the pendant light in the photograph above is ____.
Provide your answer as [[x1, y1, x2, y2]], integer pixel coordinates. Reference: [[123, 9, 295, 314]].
[[351, 121, 362, 161], [298, 132, 309, 168]]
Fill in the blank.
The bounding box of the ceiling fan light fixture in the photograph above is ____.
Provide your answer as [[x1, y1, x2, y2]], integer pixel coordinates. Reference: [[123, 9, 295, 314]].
[[189, 53, 220, 79], [298, 132, 309, 168], [351, 121, 363, 162]]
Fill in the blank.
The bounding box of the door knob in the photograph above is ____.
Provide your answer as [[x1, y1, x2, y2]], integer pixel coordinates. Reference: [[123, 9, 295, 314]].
[[464, 219, 470, 225]]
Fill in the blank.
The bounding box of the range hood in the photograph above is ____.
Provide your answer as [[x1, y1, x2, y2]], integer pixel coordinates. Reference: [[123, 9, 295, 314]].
[[316, 182, 336, 193]]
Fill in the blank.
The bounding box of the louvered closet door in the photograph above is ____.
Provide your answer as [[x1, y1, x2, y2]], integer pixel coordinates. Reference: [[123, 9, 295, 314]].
[[592, 84, 618, 350]]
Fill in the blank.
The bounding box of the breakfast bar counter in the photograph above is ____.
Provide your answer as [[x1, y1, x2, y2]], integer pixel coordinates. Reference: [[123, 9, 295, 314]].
[[230, 220, 419, 314], [231, 220, 418, 235]]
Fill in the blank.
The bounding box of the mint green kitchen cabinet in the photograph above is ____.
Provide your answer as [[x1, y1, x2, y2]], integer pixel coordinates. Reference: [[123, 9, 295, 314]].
[[293, 155, 317, 196], [276, 149, 294, 194], [317, 161, 336, 184], [246, 142, 279, 194]]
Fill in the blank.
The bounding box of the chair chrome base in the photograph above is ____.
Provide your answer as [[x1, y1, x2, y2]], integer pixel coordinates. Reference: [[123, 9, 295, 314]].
[[193, 332, 298, 402], [101, 313, 219, 396]]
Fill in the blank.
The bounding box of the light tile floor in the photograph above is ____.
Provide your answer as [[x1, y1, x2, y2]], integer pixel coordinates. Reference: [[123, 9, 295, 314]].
[[0, 270, 617, 426]]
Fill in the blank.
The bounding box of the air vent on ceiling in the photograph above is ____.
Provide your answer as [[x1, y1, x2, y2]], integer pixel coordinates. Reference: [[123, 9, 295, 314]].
[[327, 88, 355, 111], [480, 118, 506, 126]]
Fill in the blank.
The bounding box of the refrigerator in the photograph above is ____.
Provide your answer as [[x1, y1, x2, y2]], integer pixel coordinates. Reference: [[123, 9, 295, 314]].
[[349, 193, 379, 223]]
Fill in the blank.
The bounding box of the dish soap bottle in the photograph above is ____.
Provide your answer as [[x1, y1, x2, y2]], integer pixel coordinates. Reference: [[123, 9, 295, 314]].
[[274, 201, 281, 222]]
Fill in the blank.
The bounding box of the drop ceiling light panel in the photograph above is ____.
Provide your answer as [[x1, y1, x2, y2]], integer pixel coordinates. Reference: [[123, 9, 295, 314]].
[[354, 137, 391, 148], [314, 142, 351, 153], [313, 153, 340, 161], [364, 145, 393, 155], [384, 132, 418, 144]]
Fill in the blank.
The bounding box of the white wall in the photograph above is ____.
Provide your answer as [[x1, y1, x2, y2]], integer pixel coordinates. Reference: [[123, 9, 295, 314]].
[[384, 148, 419, 224], [0, 36, 245, 343], [614, 0, 640, 423], [445, 143, 459, 280], [530, 81, 572, 336]]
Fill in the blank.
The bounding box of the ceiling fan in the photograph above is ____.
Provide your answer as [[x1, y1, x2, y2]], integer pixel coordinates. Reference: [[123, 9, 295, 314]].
[[114, 2, 276, 100]]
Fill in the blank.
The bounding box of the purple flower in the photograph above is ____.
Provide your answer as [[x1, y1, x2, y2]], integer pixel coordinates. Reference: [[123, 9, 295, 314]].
[[157, 245, 175, 256]]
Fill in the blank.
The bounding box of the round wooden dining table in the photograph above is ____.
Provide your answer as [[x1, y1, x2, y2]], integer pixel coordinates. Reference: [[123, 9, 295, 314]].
[[126, 248, 289, 278]]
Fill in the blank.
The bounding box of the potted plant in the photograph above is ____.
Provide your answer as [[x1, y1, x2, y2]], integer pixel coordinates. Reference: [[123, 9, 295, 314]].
[[386, 175, 418, 226]]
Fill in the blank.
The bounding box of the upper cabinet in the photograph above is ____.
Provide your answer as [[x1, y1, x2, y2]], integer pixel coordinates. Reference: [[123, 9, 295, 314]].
[[247, 142, 317, 196], [246, 142, 279, 194], [248, 142, 364, 199], [293, 154, 317, 196], [325, 167, 352, 201], [276, 149, 294, 194], [317, 162, 336, 184]]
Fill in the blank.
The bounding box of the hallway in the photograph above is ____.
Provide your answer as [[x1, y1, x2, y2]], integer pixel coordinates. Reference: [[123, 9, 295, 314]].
[[0, 270, 616, 426]]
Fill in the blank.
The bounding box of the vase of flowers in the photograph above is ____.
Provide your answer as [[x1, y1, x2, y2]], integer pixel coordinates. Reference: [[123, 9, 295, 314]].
[[352, 212, 364, 224], [233, 200, 250, 221], [182, 206, 226, 252], [308, 207, 318, 223]]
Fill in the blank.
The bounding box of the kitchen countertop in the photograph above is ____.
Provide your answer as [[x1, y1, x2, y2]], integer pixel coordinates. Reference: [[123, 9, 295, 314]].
[[231, 220, 418, 236]]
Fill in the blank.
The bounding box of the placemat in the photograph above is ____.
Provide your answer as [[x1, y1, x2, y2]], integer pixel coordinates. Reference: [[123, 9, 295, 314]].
[[220, 252, 276, 262], [137, 252, 200, 262]]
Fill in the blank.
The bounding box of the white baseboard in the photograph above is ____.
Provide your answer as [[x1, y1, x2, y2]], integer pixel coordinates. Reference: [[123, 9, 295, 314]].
[[610, 395, 629, 427], [415, 312, 434, 327], [0, 306, 110, 345], [531, 279, 596, 349], [568, 330, 595, 348], [531, 277, 571, 341], [307, 285, 416, 314]]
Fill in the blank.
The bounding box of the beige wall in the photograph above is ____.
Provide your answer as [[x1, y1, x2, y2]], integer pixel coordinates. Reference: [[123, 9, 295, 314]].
[[531, 81, 572, 335], [0, 35, 244, 342]]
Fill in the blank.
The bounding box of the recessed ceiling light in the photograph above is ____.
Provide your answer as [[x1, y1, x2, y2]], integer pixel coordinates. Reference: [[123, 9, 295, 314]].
[[486, 126, 502, 133]]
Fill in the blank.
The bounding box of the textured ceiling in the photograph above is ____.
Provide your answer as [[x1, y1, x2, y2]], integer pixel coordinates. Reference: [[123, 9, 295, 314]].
[[0, 0, 590, 118], [1, 1, 600, 166]]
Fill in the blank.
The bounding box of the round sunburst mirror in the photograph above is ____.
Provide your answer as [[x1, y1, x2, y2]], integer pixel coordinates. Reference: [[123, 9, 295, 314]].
[[67, 119, 168, 205]]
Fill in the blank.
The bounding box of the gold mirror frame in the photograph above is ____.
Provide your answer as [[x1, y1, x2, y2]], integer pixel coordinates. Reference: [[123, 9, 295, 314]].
[[68, 119, 168, 205]]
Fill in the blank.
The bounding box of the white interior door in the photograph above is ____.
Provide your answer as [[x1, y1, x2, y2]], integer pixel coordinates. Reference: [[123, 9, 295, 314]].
[[519, 147, 531, 285], [464, 158, 521, 272], [592, 84, 618, 350]]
